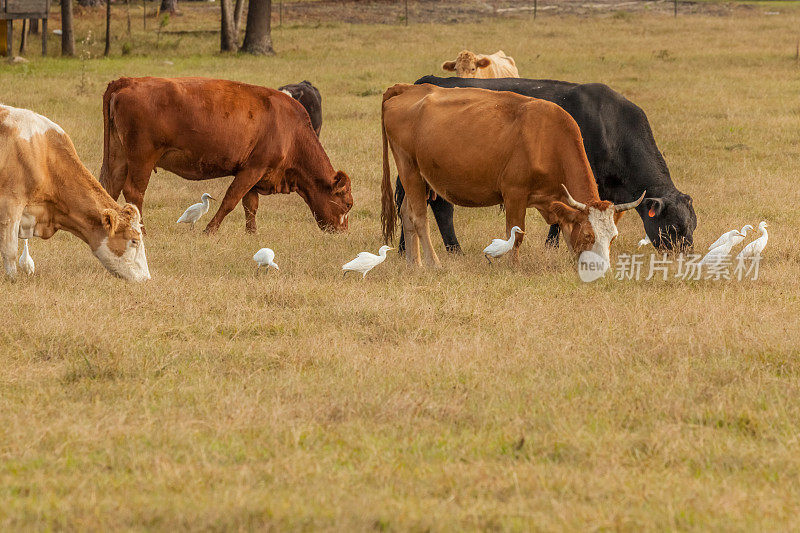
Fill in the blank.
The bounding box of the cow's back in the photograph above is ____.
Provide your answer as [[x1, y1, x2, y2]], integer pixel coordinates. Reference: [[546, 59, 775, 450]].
[[384, 84, 576, 203], [0, 105, 76, 196], [413, 75, 670, 191], [106, 77, 315, 177]]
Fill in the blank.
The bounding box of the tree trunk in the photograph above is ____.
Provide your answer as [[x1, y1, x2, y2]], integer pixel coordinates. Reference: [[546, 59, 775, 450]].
[[160, 0, 176, 14], [220, 0, 237, 52], [61, 0, 75, 56], [233, 0, 245, 36], [241, 0, 273, 55]]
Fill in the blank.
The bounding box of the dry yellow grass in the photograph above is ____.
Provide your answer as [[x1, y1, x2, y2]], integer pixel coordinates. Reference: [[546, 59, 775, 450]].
[[2, 5, 800, 530]]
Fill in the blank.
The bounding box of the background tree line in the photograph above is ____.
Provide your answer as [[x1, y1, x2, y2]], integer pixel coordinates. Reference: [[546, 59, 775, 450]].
[[58, 0, 273, 57]]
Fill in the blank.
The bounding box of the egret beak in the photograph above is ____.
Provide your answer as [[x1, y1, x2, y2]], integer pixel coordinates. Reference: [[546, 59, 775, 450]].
[[518, 230, 526, 235], [209, 196, 217, 201]]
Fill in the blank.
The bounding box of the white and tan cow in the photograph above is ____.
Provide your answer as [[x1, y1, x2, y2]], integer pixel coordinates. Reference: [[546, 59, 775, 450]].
[[442, 50, 520, 79], [0, 104, 150, 281]]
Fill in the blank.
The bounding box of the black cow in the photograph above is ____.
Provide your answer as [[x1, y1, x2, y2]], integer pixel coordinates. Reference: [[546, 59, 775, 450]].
[[396, 75, 697, 252], [278, 80, 323, 136]]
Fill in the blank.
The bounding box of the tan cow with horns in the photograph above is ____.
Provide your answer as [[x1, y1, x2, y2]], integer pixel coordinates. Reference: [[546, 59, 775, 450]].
[[0, 104, 150, 281], [380, 84, 644, 269]]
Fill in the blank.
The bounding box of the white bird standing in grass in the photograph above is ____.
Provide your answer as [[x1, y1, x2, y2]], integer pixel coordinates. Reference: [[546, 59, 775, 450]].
[[700, 230, 745, 266], [483, 226, 525, 263], [708, 224, 753, 251], [253, 248, 279, 271], [736, 221, 769, 260], [342, 245, 392, 278], [177, 193, 215, 229], [18, 239, 34, 276]]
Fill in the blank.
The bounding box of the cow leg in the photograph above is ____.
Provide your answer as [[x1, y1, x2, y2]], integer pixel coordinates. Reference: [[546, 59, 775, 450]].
[[100, 132, 129, 201], [503, 195, 527, 264], [242, 187, 259, 234], [395, 176, 407, 255], [430, 195, 462, 254], [205, 168, 264, 235], [400, 169, 440, 268], [545, 224, 560, 247], [0, 204, 22, 280], [122, 155, 159, 219], [400, 198, 420, 267]]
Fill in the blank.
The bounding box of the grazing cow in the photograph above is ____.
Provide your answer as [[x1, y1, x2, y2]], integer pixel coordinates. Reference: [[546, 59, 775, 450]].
[[396, 76, 697, 253], [381, 84, 643, 267], [278, 80, 323, 136], [0, 105, 150, 282], [100, 77, 353, 235], [442, 50, 519, 79]]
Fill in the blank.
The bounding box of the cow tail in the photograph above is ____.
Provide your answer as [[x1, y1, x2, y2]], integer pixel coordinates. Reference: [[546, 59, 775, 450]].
[[380, 90, 397, 245], [99, 82, 114, 192]]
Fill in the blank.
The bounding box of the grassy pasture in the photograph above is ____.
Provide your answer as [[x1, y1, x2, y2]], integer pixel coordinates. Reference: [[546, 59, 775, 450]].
[[2, 5, 800, 530]]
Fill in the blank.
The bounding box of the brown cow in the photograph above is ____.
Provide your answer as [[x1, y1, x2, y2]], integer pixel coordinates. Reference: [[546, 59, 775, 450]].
[[380, 84, 644, 268], [0, 104, 150, 281], [99, 77, 353, 235]]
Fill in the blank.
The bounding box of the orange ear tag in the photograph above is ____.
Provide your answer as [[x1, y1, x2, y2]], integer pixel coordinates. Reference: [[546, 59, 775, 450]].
[[648, 208, 656, 218]]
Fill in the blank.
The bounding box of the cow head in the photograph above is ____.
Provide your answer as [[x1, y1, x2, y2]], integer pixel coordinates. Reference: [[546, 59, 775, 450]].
[[93, 204, 151, 282], [303, 170, 353, 232], [640, 193, 696, 250], [551, 185, 645, 264], [442, 50, 491, 78]]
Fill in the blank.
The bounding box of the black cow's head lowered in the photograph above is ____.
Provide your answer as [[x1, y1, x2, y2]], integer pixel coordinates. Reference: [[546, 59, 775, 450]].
[[640, 192, 696, 250]]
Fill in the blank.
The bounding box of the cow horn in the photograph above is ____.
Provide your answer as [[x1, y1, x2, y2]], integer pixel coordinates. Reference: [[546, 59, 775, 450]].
[[561, 184, 587, 211], [614, 190, 647, 212]]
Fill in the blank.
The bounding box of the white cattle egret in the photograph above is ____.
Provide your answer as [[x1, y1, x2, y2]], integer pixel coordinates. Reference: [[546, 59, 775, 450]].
[[736, 221, 769, 260], [700, 230, 744, 266], [708, 224, 753, 251], [483, 226, 525, 263], [342, 245, 392, 278], [18, 239, 34, 275], [638, 236, 652, 247], [253, 248, 279, 271], [177, 193, 215, 229], [725, 224, 754, 251]]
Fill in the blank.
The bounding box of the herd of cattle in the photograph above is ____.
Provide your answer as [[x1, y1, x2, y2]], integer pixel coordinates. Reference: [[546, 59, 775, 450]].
[[0, 49, 697, 281]]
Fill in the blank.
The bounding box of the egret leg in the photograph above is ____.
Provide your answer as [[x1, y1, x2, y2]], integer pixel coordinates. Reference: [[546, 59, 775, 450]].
[[342, 270, 348, 278], [485, 254, 493, 265]]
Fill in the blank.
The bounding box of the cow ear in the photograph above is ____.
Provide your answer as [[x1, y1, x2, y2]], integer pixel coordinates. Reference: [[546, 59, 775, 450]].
[[101, 209, 119, 236], [476, 58, 491, 68], [121, 203, 141, 221], [442, 61, 456, 72], [644, 198, 665, 218], [550, 201, 582, 224], [333, 171, 350, 193]]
